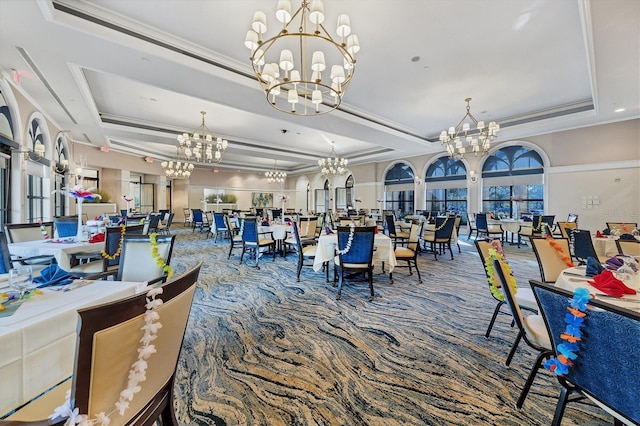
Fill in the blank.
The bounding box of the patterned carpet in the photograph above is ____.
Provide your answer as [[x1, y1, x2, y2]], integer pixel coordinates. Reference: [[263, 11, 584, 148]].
[[167, 226, 611, 426]]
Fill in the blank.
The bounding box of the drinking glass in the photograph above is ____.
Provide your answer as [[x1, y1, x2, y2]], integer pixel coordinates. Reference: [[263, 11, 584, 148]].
[[9, 266, 33, 300]]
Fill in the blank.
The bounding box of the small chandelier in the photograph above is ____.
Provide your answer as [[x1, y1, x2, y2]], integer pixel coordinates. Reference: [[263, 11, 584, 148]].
[[176, 111, 228, 163], [318, 141, 348, 177], [440, 98, 500, 160], [265, 160, 287, 183], [245, 0, 359, 115], [161, 148, 194, 180]]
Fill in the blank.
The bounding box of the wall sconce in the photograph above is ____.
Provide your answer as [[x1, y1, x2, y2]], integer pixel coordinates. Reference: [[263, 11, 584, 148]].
[[14, 141, 45, 161], [52, 158, 69, 174], [469, 170, 478, 183], [414, 176, 423, 186]]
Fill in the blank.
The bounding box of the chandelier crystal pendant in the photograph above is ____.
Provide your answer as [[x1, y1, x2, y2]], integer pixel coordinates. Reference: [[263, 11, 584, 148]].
[[439, 98, 500, 160], [265, 160, 287, 183], [176, 111, 228, 164], [245, 0, 359, 115], [318, 141, 348, 177]]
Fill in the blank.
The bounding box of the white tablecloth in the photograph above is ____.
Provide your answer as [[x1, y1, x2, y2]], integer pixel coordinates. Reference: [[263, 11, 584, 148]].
[[8, 239, 105, 271], [555, 267, 640, 312], [0, 280, 147, 416], [593, 237, 619, 257], [258, 224, 291, 241], [313, 233, 397, 272]]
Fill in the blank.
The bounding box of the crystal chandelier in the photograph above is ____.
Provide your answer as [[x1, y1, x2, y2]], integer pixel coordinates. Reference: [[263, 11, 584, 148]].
[[161, 148, 194, 180], [176, 111, 228, 163], [265, 160, 287, 183], [318, 142, 348, 177], [440, 98, 500, 160], [245, 0, 359, 115]]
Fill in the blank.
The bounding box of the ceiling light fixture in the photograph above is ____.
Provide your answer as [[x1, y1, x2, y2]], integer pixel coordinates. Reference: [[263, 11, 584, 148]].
[[161, 148, 194, 180], [265, 160, 287, 184], [318, 141, 348, 177], [245, 0, 359, 115], [440, 98, 500, 160], [176, 111, 228, 163]]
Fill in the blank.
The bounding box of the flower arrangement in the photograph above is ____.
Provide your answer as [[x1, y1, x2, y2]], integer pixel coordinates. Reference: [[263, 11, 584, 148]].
[[149, 233, 173, 279], [67, 185, 101, 201], [51, 286, 164, 425], [484, 241, 518, 301], [543, 287, 591, 376], [0, 288, 42, 312], [278, 194, 288, 203]]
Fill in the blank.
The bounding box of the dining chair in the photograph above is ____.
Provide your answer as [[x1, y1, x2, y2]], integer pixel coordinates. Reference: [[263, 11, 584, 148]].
[[530, 237, 572, 283], [453, 215, 462, 253], [191, 209, 208, 233], [529, 280, 640, 426], [240, 218, 276, 269], [385, 214, 402, 242], [69, 224, 145, 277], [3, 263, 202, 425], [289, 219, 318, 282], [4, 222, 54, 243], [53, 215, 79, 238], [146, 213, 164, 234], [517, 215, 555, 248], [390, 222, 423, 284], [615, 238, 640, 256], [227, 215, 244, 259], [573, 229, 607, 264], [554, 221, 577, 239], [157, 212, 175, 235], [475, 213, 503, 241], [183, 207, 192, 227], [209, 212, 230, 242], [474, 239, 539, 338], [0, 231, 55, 276], [334, 225, 376, 301], [493, 259, 553, 409], [466, 212, 478, 240], [606, 222, 638, 233], [422, 216, 455, 260]]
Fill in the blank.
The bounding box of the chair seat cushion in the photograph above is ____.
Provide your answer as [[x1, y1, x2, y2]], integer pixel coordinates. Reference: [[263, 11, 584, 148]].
[[6, 378, 71, 421], [302, 245, 317, 256], [396, 231, 410, 238], [394, 247, 415, 258], [258, 238, 274, 246], [515, 287, 539, 312], [232, 235, 243, 242], [333, 256, 371, 269], [524, 314, 552, 349], [70, 259, 104, 275]]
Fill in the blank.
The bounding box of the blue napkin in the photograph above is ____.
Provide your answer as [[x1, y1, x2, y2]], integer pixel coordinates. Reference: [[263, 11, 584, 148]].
[[585, 257, 605, 277], [619, 233, 636, 240], [34, 264, 73, 288], [602, 228, 611, 235]]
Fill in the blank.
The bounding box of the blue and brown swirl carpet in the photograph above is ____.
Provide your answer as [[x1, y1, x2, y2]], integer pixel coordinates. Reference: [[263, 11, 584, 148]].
[[168, 228, 612, 425]]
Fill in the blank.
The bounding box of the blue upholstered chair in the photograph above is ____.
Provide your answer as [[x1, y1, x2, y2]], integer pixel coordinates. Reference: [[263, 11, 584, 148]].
[[53, 215, 79, 238], [240, 218, 275, 269], [334, 226, 376, 301], [475, 213, 503, 241], [572, 229, 607, 264], [210, 212, 230, 242], [530, 280, 640, 426], [191, 209, 209, 233], [518, 215, 555, 248], [422, 216, 456, 260]]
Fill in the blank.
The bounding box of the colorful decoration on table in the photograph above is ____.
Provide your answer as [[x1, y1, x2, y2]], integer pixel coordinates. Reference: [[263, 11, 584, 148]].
[[604, 255, 638, 273], [51, 286, 164, 425], [100, 225, 126, 260], [67, 185, 101, 201], [483, 242, 518, 301], [39, 220, 50, 240], [149, 233, 173, 279], [588, 269, 637, 297], [544, 234, 574, 267], [544, 287, 591, 376], [0, 288, 42, 314]]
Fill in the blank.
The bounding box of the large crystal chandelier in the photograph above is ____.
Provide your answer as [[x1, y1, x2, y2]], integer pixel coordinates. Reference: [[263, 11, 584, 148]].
[[176, 111, 228, 163], [265, 160, 287, 183], [440, 98, 500, 160], [161, 148, 194, 179], [318, 141, 348, 177], [245, 0, 359, 115]]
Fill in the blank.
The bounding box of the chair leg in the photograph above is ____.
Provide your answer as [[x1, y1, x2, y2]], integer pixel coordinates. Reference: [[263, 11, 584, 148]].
[[485, 301, 505, 338], [336, 266, 343, 300], [414, 260, 422, 283], [516, 350, 552, 409], [448, 242, 454, 260], [228, 240, 234, 259], [240, 245, 246, 264], [506, 332, 523, 366], [551, 386, 570, 426], [368, 267, 374, 301], [296, 252, 303, 282]]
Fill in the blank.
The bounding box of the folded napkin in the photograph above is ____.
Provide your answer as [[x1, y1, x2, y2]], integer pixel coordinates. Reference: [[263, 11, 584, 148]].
[[261, 220, 269, 226], [89, 232, 105, 243], [33, 264, 73, 288], [588, 270, 637, 297], [325, 226, 334, 235], [585, 257, 605, 277], [595, 230, 603, 238], [619, 233, 636, 241], [602, 228, 610, 236], [605, 255, 625, 270]]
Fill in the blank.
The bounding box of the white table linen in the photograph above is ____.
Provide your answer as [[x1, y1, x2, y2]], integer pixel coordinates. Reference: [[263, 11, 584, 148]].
[[8, 239, 105, 271], [555, 267, 640, 312], [0, 280, 147, 416], [313, 233, 397, 272], [592, 236, 619, 257], [258, 224, 291, 241]]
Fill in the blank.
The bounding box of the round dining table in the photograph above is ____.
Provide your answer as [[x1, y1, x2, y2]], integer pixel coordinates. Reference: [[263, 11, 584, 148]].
[[555, 266, 640, 312]]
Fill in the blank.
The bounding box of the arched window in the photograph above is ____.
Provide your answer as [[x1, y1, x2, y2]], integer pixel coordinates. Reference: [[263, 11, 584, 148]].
[[481, 145, 544, 217], [425, 157, 468, 216], [384, 162, 415, 217], [0, 87, 16, 229]]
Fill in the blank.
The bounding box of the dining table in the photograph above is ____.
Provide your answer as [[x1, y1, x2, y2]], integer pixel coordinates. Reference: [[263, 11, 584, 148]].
[[0, 279, 147, 417], [8, 238, 105, 271], [592, 236, 620, 257], [555, 266, 640, 312], [313, 232, 397, 273], [489, 218, 532, 244]]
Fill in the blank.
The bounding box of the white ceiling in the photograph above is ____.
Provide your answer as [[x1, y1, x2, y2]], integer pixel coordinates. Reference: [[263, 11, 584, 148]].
[[1, 0, 638, 174]]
